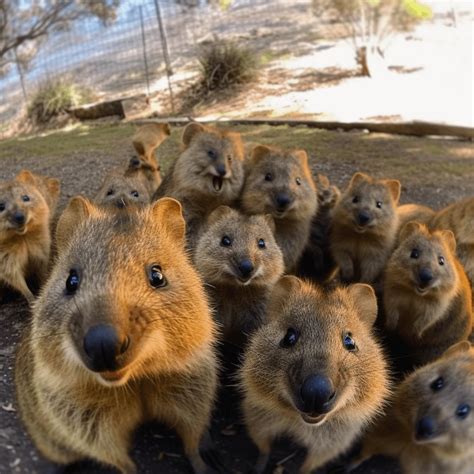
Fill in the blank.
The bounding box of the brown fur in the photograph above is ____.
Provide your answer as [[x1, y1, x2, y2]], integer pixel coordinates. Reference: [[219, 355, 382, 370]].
[[383, 222, 472, 366], [331, 172, 401, 283], [194, 206, 284, 347], [240, 145, 318, 273], [153, 123, 245, 250], [240, 277, 389, 473], [16, 197, 218, 473], [352, 341, 474, 474], [298, 173, 341, 282], [430, 197, 474, 286], [94, 173, 150, 211], [0, 170, 60, 303]]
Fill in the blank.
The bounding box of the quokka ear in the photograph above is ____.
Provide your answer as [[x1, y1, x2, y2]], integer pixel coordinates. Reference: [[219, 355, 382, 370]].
[[440, 229, 456, 254], [149, 197, 186, 244], [207, 205, 235, 226], [16, 170, 37, 186], [399, 221, 425, 243], [292, 149, 309, 167], [316, 173, 330, 188], [442, 341, 471, 359], [267, 275, 302, 320], [56, 196, 98, 255], [347, 283, 378, 327], [250, 144, 272, 164], [226, 132, 245, 161], [45, 178, 61, 212], [159, 122, 171, 137], [384, 179, 401, 203], [349, 172, 370, 188], [182, 122, 206, 148]]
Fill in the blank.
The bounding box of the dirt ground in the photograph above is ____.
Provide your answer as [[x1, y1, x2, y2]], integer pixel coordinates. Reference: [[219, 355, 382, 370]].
[[0, 123, 473, 474]]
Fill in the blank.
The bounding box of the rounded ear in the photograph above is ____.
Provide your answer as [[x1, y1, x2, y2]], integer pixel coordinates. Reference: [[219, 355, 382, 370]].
[[440, 229, 456, 254], [292, 149, 309, 166], [226, 132, 245, 161], [442, 341, 471, 358], [160, 123, 171, 136], [16, 170, 36, 185], [268, 275, 302, 319], [399, 221, 424, 243], [384, 179, 401, 203], [316, 173, 330, 188], [149, 197, 185, 243], [45, 178, 61, 212], [349, 172, 370, 187], [347, 283, 378, 327], [56, 196, 97, 254], [182, 122, 206, 147], [207, 205, 234, 226], [263, 214, 276, 233], [250, 144, 272, 164]]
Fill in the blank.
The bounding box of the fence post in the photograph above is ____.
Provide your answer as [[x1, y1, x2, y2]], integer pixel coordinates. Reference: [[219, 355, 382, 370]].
[[153, 0, 175, 113], [14, 49, 28, 104], [139, 5, 151, 95]]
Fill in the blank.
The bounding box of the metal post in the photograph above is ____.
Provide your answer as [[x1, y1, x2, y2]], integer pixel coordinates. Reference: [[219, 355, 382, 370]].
[[153, 0, 175, 113], [139, 5, 151, 95]]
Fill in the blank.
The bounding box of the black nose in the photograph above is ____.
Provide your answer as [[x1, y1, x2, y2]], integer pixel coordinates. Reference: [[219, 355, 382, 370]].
[[415, 416, 436, 441], [300, 374, 335, 414], [418, 268, 433, 284], [357, 211, 372, 226], [275, 193, 291, 210], [13, 211, 25, 225], [238, 259, 254, 279], [83, 324, 127, 372], [115, 199, 126, 209], [215, 163, 226, 177], [130, 157, 140, 167]]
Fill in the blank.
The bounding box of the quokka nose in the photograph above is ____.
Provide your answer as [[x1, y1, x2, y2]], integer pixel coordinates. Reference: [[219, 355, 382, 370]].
[[357, 211, 372, 226], [115, 199, 127, 209], [215, 163, 227, 177], [130, 157, 140, 167], [13, 211, 26, 225], [83, 324, 128, 372], [275, 193, 291, 210], [419, 268, 434, 284], [300, 374, 335, 414], [238, 259, 254, 278], [415, 416, 436, 440]]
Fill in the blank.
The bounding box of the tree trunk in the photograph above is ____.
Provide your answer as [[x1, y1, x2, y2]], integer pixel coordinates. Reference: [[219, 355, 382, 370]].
[[356, 46, 388, 78]]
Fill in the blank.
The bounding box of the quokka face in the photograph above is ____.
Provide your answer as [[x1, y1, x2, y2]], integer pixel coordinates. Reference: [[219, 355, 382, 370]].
[[44, 197, 214, 388], [243, 277, 387, 426], [337, 172, 400, 234], [390, 222, 457, 296], [173, 123, 245, 201], [95, 174, 150, 210], [194, 206, 284, 288], [315, 173, 340, 209], [397, 342, 474, 452], [241, 145, 317, 221]]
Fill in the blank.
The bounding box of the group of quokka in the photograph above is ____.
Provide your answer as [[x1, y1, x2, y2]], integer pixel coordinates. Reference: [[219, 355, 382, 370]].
[[1, 122, 474, 474]]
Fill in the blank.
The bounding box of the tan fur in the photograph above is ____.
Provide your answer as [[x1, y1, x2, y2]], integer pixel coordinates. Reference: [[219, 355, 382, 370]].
[[430, 197, 474, 286], [240, 277, 389, 473], [397, 203, 435, 241], [153, 123, 245, 250], [352, 342, 474, 474], [384, 222, 472, 365], [94, 173, 150, 211], [331, 172, 401, 283], [240, 145, 318, 273], [0, 170, 60, 303], [194, 206, 284, 347], [16, 197, 218, 473]]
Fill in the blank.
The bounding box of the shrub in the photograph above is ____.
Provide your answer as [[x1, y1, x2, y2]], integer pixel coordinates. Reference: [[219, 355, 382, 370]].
[[28, 78, 95, 124]]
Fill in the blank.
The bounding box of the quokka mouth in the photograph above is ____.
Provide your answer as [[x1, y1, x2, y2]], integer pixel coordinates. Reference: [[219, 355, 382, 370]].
[[99, 368, 129, 383], [212, 176, 223, 192], [301, 413, 327, 425]]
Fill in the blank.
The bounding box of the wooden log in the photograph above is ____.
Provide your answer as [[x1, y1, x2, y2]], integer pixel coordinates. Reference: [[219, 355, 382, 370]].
[[69, 100, 124, 120]]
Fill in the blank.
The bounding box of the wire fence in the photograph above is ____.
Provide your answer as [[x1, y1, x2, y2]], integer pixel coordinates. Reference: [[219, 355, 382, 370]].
[[0, 0, 313, 127]]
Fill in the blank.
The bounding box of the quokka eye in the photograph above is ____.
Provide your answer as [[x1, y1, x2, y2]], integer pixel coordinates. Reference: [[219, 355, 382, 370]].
[[149, 265, 167, 289], [280, 328, 299, 348], [227, 154, 232, 162], [106, 189, 114, 196], [265, 173, 273, 182], [131, 190, 139, 198], [376, 201, 382, 208], [352, 196, 359, 203], [411, 249, 420, 259], [0, 203, 5, 212], [430, 376, 444, 392], [22, 195, 30, 202], [221, 235, 232, 247], [296, 177, 302, 186], [456, 404, 470, 420], [438, 256, 445, 266], [65, 269, 80, 295], [343, 332, 357, 351], [207, 150, 217, 159], [257, 238, 266, 249]]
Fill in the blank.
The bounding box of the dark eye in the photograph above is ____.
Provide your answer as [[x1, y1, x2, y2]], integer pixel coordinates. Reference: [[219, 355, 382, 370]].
[[438, 256, 445, 266], [207, 150, 216, 159], [258, 238, 266, 249], [131, 190, 139, 198], [456, 404, 470, 419], [149, 264, 167, 288], [343, 332, 357, 351], [0, 203, 5, 212], [65, 269, 80, 295], [22, 195, 30, 202], [352, 196, 359, 203], [265, 173, 273, 182], [106, 189, 114, 196], [221, 235, 232, 247], [296, 177, 302, 186], [430, 376, 444, 391], [227, 154, 232, 162], [280, 328, 299, 348], [410, 249, 419, 259], [376, 201, 382, 208]]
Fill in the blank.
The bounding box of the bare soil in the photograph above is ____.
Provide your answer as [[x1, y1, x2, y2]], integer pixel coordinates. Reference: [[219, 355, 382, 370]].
[[0, 123, 473, 474]]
